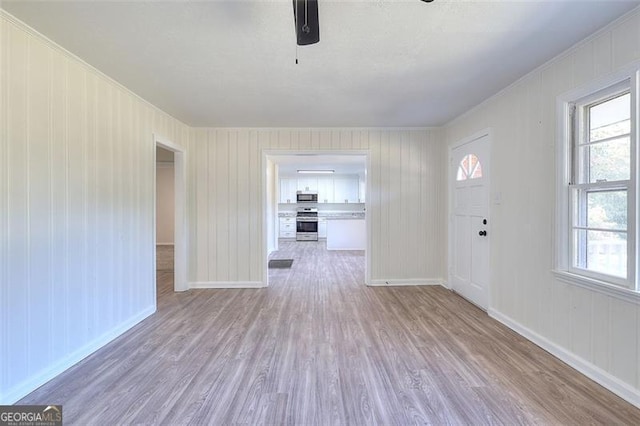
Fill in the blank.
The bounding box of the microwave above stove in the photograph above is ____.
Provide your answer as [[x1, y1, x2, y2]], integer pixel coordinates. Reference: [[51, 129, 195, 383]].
[[296, 191, 318, 203]]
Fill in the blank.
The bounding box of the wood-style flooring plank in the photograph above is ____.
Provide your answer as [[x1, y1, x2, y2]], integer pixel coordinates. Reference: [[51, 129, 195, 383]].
[[17, 241, 640, 425]]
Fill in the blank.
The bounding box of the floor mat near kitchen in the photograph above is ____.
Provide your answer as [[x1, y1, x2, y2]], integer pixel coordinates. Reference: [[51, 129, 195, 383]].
[[268, 259, 294, 268]]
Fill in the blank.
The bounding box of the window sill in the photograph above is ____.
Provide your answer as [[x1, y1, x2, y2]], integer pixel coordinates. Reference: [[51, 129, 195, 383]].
[[552, 270, 640, 304]]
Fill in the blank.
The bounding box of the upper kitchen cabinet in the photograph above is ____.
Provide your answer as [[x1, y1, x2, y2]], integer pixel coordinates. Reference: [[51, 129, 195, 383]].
[[333, 177, 360, 203], [297, 177, 318, 192], [279, 178, 298, 204], [317, 179, 334, 204], [278, 175, 363, 204]]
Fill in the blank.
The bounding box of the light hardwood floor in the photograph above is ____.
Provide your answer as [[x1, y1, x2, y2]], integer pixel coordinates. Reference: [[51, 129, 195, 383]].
[[19, 241, 640, 424]]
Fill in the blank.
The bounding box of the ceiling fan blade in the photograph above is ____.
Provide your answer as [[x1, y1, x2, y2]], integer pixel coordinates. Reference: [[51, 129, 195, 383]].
[[293, 0, 319, 46]]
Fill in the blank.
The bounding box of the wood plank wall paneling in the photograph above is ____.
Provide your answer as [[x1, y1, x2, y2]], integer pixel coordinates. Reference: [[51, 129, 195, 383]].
[[188, 128, 446, 286], [445, 7, 640, 397], [0, 13, 6, 397], [4, 1, 637, 409], [0, 13, 189, 403]]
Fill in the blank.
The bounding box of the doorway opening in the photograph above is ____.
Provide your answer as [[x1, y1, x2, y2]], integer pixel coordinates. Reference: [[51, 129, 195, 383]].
[[154, 135, 187, 297], [156, 146, 175, 297], [263, 151, 370, 287]]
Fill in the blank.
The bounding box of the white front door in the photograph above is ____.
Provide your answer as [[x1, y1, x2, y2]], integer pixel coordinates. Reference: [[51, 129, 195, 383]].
[[450, 134, 490, 310]]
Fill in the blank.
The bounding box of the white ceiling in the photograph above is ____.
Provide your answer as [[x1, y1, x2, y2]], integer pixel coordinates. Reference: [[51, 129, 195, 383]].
[[3, 1, 639, 127]]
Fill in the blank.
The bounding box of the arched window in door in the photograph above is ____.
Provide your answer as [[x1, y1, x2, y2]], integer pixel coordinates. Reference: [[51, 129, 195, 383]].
[[456, 154, 483, 181]]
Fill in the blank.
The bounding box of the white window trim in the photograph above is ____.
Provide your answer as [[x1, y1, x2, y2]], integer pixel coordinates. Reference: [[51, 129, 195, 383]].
[[569, 83, 632, 288], [555, 62, 640, 302], [553, 270, 640, 304]]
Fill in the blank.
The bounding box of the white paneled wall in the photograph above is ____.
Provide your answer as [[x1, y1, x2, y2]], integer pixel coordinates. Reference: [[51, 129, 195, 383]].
[[7, 0, 638, 411], [0, 12, 189, 403], [445, 8, 640, 405], [188, 128, 446, 287]]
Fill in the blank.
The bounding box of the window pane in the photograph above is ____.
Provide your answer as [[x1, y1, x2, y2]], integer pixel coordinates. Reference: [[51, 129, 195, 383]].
[[583, 136, 630, 183], [461, 155, 469, 175], [587, 190, 627, 230], [589, 93, 630, 142], [470, 161, 483, 179], [574, 229, 627, 278], [468, 154, 477, 172], [456, 155, 469, 181]]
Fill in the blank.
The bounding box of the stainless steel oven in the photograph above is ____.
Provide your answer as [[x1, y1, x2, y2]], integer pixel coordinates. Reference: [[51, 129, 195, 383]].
[[296, 208, 318, 241]]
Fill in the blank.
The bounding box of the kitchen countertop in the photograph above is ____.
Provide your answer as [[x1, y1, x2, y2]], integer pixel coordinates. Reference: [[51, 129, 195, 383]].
[[278, 211, 365, 219], [320, 212, 365, 219]]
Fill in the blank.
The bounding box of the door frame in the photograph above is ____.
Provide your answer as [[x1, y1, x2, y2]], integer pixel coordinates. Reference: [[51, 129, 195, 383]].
[[262, 149, 371, 287], [154, 134, 188, 292], [447, 128, 492, 309]]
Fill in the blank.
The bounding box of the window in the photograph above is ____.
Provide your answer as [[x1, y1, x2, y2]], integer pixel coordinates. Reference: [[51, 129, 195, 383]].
[[571, 88, 632, 284], [456, 154, 483, 181], [556, 70, 639, 297]]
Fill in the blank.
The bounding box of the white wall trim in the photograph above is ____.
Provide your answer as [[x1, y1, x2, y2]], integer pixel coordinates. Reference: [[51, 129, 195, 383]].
[[155, 135, 188, 293], [489, 308, 640, 410], [553, 270, 640, 305], [263, 149, 372, 288], [0, 306, 155, 405], [364, 151, 372, 286], [189, 281, 266, 289], [368, 278, 443, 287]]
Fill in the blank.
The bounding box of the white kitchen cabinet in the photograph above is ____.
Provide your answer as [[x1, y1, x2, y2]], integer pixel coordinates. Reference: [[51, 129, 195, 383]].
[[327, 219, 366, 250], [279, 178, 297, 204], [297, 177, 318, 192], [317, 178, 334, 204], [280, 175, 361, 204], [279, 217, 296, 238], [318, 218, 327, 238], [333, 177, 359, 203]]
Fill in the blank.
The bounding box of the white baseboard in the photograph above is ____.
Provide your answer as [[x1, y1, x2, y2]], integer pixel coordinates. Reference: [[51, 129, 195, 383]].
[[156, 242, 174, 246], [189, 281, 266, 289], [489, 308, 640, 409], [368, 278, 443, 287], [1, 305, 156, 405]]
